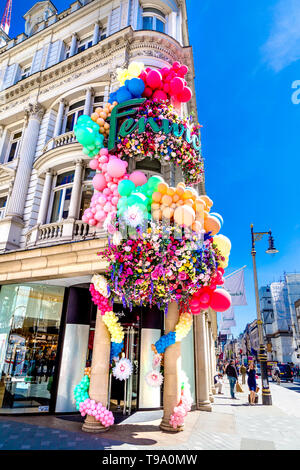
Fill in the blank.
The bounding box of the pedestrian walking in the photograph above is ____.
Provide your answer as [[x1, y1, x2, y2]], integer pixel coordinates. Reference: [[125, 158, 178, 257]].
[[214, 373, 224, 394], [240, 363, 247, 385], [247, 362, 257, 405], [225, 359, 239, 399]]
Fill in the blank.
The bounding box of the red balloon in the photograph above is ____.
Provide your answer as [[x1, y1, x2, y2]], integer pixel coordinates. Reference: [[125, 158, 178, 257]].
[[178, 65, 188, 77], [146, 70, 162, 89], [218, 267, 225, 275], [152, 90, 168, 101], [210, 289, 231, 312], [163, 83, 170, 93], [143, 86, 153, 98], [177, 86, 192, 103], [198, 292, 211, 304], [139, 70, 147, 82], [172, 61, 181, 72], [170, 77, 184, 96]]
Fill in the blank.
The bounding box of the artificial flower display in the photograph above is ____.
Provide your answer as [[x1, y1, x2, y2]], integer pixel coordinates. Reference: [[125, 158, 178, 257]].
[[145, 369, 164, 387], [112, 358, 133, 381]]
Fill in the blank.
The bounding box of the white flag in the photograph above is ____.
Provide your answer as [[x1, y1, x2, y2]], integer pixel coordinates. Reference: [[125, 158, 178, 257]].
[[222, 306, 235, 321], [224, 269, 247, 306], [220, 319, 236, 328]]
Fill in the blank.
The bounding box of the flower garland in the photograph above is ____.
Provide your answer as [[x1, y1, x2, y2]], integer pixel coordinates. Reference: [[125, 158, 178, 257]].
[[98, 224, 222, 310], [114, 100, 203, 186]]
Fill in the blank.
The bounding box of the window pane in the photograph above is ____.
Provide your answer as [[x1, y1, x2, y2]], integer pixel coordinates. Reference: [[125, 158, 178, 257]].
[[0, 284, 64, 413], [0, 196, 7, 208], [56, 171, 74, 187], [50, 190, 64, 222], [7, 142, 18, 162], [156, 19, 165, 33], [143, 16, 153, 30], [65, 113, 76, 132], [136, 157, 161, 172], [84, 168, 96, 181], [79, 186, 93, 220], [62, 188, 72, 219], [69, 100, 85, 111]]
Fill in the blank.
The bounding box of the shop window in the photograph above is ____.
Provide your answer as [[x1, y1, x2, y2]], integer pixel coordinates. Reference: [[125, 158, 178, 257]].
[[0, 283, 64, 413], [136, 157, 162, 178], [64, 100, 85, 133], [142, 7, 166, 33], [50, 171, 74, 223], [0, 196, 7, 219], [6, 131, 22, 162]]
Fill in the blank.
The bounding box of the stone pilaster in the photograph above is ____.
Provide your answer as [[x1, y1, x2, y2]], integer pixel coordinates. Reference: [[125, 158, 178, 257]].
[[67, 159, 84, 220], [194, 312, 212, 411], [160, 302, 183, 432], [69, 33, 78, 57], [205, 314, 214, 403], [82, 310, 111, 432], [92, 22, 100, 46]]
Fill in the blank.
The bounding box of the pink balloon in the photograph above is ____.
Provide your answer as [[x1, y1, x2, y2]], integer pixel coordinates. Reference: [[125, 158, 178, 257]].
[[100, 148, 109, 155], [82, 215, 88, 223], [146, 70, 162, 89], [89, 159, 99, 170], [99, 155, 108, 163], [107, 159, 126, 178], [170, 77, 184, 96], [177, 86, 192, 103], [143, 86, 153, 98], [129, 170, 147, 187], [93, 173, 106, 191], [210, 289, 231, 312], [89, 218, 96, 226]]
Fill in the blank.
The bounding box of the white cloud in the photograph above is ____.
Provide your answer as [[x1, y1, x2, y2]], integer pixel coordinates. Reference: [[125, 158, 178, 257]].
[[262, 0, 300, 72]]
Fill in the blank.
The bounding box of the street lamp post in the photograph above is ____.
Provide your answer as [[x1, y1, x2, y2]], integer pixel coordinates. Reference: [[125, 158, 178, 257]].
[[250, 224, 278, 406]]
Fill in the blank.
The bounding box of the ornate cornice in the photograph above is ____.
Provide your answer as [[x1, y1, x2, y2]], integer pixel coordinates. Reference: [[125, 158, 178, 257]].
[[0, 28, 194, 114]]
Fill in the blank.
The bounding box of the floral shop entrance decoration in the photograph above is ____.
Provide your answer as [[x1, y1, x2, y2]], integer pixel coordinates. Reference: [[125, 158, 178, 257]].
[[72, 61, 232, 431]]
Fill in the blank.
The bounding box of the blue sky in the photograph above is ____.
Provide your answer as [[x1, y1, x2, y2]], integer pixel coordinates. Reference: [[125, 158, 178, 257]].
[[7, 0, 300, 336]]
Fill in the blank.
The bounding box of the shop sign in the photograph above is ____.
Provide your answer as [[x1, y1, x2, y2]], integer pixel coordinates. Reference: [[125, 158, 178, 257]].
[[107, 98, 201, 152]]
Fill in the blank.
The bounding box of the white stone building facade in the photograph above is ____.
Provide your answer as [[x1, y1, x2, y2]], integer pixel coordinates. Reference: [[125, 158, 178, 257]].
[[0, 0, 217, 424]]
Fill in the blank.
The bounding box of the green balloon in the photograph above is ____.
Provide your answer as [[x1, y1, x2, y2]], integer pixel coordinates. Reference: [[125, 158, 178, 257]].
[[118, 180, 135, 197], [131, 191, 148, 206], [148, 175, 164, 190]]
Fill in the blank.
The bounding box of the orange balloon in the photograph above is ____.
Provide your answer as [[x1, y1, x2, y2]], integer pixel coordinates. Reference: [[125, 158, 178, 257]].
[[177, 199, 184, 206], [204, 215, 221, 235], [185, 199, 194, 207], [192, 221, 202, 232], [91, 113, 99, 122], [152, 192, 162, 203], [182, 189, 194, 200], [175, 186, 185, 197], [161, 194, 173, 206], [162, 207, 174, 220], [95, 107, 103, 114], [152, 209, 162, 221], [157, 183, 168, 195], [97, 118, 105, 126], [177, 182, 186, 189], [166, 187, 175, 197], [174, 205, 195, 227], [151, 202, 160, 211], [172, 194, 180, 203], [200, 195, 213, 208]]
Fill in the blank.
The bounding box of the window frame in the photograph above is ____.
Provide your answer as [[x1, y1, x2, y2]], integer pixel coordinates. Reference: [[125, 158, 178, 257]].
[[0, 195, 7, 220], [63, 100, 85, 134], [5, 131, 22, 163], [142, 8, 166, 33], [48, 170, 75, 223]]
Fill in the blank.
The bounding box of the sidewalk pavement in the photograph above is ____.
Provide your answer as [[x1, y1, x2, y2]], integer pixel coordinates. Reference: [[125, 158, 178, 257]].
[[0, 379, 300, 450]]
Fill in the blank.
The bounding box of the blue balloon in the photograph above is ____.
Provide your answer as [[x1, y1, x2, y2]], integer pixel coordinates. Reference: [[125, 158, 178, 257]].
[[126, 77, 145, 97], [108, 91, 118, 104], [116, 86, 133, 103]]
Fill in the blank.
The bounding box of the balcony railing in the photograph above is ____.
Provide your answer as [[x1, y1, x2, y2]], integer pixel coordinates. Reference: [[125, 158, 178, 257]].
[[41, 131, 77, 154], [25, 218, 104, 247]]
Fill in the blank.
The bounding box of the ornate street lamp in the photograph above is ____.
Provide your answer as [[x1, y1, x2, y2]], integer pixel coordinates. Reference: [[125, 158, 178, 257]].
[[250, 224, 278, 405]]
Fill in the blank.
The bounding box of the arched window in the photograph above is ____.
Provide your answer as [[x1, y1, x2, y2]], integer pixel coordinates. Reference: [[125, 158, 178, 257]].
[[64, 100, 85, 133], [142, 7, 166, 33]]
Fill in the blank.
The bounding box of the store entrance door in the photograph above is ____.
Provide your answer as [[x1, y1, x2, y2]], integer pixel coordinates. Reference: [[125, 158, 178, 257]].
[[109, 306, 140, 416]]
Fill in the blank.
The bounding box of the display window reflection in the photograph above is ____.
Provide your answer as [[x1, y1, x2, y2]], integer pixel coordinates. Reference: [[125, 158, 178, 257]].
[[0, 284, 64, 413]]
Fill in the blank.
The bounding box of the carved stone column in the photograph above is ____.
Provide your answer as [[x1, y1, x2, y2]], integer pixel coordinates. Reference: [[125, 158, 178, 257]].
[[68, 159, 84, 220], [194, 312, 212, 411], [84, 87, 94, 116], [205, 314, 214, 403], [82, 310, 111, 433], [6, 103, 44, 219], [160, 302, 183, 432], [53, 99, 65, 138], [208, 321, 216, 394], [37, 170, 54, 225], [69, 33, 78, 57], [92, 22, 100, 45]]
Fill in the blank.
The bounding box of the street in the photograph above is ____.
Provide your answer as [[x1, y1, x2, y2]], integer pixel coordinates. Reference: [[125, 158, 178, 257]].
[[0, 378, 300, 450], [271, 379, 300, 394]]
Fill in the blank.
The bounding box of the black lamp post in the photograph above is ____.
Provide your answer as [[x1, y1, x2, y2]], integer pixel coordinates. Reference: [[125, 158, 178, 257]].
[[250, 224, 278, 405]]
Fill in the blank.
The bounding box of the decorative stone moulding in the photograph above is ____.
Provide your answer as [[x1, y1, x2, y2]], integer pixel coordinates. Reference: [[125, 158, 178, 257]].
[[0, 27, 193, 110]]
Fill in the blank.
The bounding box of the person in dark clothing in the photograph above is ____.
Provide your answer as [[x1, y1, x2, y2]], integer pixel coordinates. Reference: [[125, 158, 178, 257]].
[[247, 362, 257, 405], [225, 360, 239, 399]]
